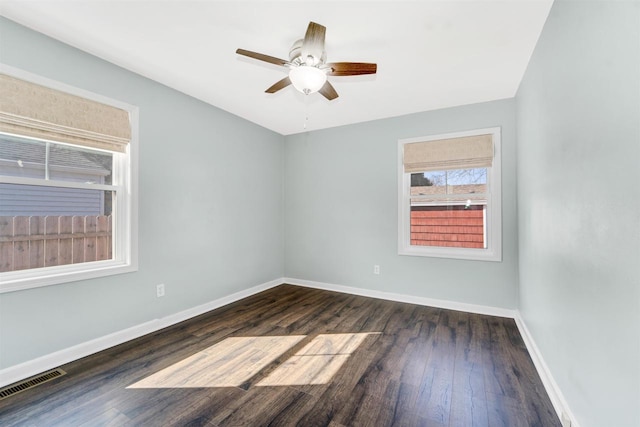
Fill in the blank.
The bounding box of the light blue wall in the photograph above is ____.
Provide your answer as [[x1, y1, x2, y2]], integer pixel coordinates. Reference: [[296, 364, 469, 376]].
[[0, 17, 285, 369], [516, 1, 640, 426], [3, 6, 638, 426], [284, 100, 519, 308]]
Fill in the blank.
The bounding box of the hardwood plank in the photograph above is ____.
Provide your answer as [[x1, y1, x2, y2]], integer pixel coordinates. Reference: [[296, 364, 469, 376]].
[[483, 318, 522, 400], [450, 311, 489, 426], [256, 333, 372, 387], [76, 407, 133, 427], [215, 386, 316, 426], [290, 335, 379, 398], [388, 382, 422, 426], [339, 379, 400, 427], [415, 310, 457, 425], [126, 387, 244, 426], [0, 284, 561, 427]]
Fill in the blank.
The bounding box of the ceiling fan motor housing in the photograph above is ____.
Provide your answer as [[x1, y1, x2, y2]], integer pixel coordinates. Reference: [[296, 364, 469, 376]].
[[289, 39, 325, 66], [289, 39, 303, 61]]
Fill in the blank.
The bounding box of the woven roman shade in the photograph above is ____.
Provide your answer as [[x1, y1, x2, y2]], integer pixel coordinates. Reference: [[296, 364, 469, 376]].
[[403, 134, 493, 173], [0, 73, 131, 153]]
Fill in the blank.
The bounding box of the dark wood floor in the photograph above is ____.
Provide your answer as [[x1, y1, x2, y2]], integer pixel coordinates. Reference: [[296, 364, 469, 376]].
[[0, 284, 560, 426]]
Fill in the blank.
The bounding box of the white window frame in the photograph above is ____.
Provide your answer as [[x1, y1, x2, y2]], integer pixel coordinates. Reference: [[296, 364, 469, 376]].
[[398, 127, 502, 262], [0, 65, 138, 293]]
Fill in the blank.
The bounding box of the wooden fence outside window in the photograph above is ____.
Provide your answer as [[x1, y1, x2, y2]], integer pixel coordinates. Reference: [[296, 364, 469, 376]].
[[0, 215, 112, 272]]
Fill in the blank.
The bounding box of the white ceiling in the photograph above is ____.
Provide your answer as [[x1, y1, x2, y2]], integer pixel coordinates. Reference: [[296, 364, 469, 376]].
[[0, 1, 553, 135]]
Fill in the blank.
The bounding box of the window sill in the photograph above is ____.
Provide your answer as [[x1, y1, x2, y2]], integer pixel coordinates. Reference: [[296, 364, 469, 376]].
[[0, 260, 137, 293], [398, 245, 502, 262]]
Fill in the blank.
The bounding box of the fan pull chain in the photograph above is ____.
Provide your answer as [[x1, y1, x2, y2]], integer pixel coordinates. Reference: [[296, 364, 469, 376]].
[[303, 94, 310, 130]]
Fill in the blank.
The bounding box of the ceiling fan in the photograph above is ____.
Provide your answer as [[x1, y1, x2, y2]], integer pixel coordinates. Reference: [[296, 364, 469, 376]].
[[236, 21, 377, 100]]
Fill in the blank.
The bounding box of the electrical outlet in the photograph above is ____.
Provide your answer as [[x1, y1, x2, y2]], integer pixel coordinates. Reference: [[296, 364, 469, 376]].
[[156, 283, 165, 298], [373, 265, 380, 275]]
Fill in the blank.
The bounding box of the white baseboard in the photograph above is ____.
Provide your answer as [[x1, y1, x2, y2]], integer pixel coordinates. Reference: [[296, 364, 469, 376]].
[[0, 319, 161, 389], [514, 311, 580, 427], [284, 277, 517, 318], [0, 278, 283, 388], [158, 278, 281, 327]]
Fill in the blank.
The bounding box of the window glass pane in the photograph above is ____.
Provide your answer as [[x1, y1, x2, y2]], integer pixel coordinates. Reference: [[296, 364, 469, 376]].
[[411, 168, 486, 193], [409, 168, 487, 250], [0, 183, 112, 216], [410, 205, 486, 249], [0, 184, 114, 272], [0, 133, 113, 185], [0, 134, 46, 179], [49, 144, 113, 185]]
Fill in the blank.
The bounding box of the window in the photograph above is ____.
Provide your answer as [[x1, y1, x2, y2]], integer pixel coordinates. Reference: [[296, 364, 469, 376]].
[[0, 68, 138, 292], [398, 128, 501, 261]]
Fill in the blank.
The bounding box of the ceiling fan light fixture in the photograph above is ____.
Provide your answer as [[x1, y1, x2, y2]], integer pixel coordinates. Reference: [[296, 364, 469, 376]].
[[237, 21, 376, 100], [289, 65, 327, 95]]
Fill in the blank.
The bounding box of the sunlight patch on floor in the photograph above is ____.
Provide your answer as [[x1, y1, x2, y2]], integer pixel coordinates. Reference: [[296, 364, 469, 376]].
[[127, 332, 379, 389], [127, 335, 305, 388], [257, 333, 377, 386]]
